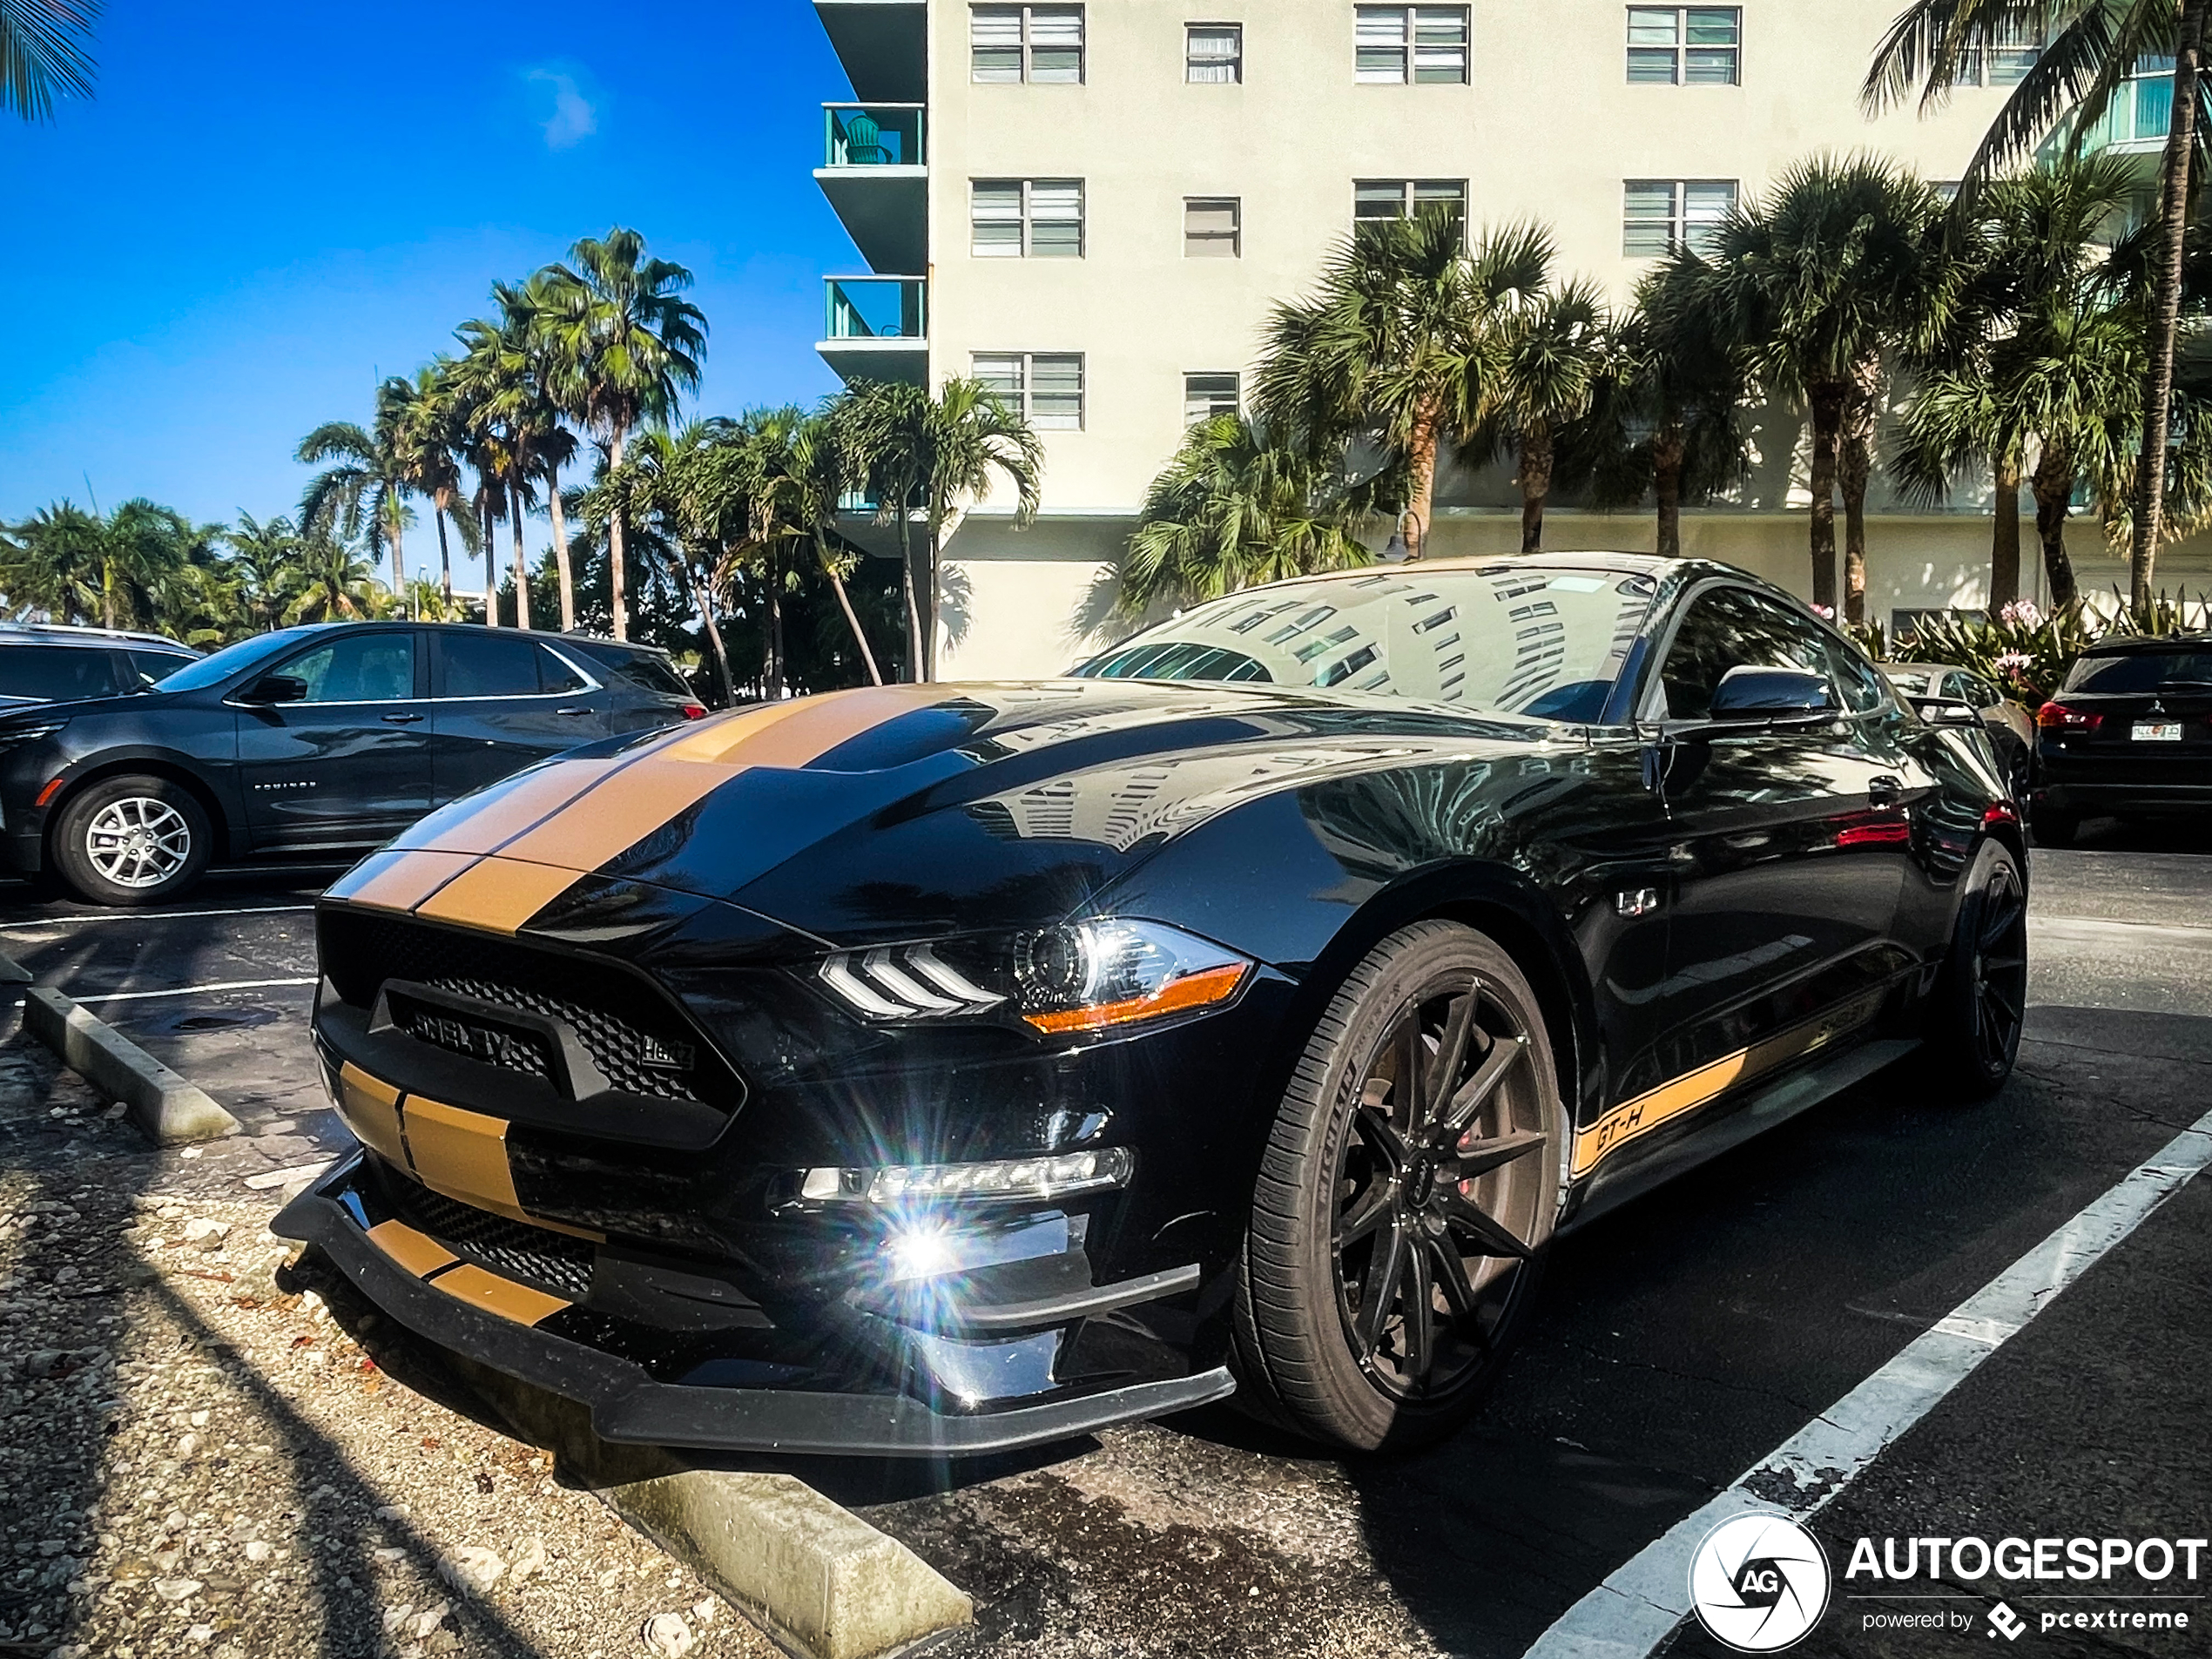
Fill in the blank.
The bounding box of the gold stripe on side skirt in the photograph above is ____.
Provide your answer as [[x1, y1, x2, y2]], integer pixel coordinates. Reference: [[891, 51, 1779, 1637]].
[[365, 1218, 458, 1278], [334, 1062, 408, 1167], [426, 1264, 570, 1327], [1571, 990, 1885, 1178]]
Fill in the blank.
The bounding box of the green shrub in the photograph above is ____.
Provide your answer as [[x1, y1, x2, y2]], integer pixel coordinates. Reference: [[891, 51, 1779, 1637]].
[[1893, 590, 2212, 707]]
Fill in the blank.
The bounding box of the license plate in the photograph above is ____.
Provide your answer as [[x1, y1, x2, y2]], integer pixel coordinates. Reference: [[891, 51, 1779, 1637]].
[[2133, 721, 2184, 742]]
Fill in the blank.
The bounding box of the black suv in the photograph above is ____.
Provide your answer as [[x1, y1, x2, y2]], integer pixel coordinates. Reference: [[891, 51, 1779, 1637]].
[[0, 622, 705, 905], [2031, 632, 2212, 845], [0, 624, 199, 705]]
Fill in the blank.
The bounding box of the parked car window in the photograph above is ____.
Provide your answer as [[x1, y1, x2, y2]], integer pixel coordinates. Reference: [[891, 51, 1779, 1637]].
[[0, 647, 120, 701], [570, 643, 692, 700], [125, 649, 195, 688], [284, 634, 416, 703], [440, 632, 541, 698], [2063, 648, 2212, 694], [1078, 565, 1656, 719], [1819, 636, 1892, 716], [161, 628, 314, 693], [1658, 587, 1834, 720], [536, 645, 589, 694]]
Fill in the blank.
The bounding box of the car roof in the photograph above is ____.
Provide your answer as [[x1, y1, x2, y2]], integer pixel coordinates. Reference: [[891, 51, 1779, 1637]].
[[1885, 662, 1972, 677], [278, 620, 673, 657], [0, 623, 194, 651], [2080, 631, 2212, 657]]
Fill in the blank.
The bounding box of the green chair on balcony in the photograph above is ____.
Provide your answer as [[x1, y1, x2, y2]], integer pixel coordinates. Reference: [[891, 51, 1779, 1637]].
[[843, 112, 886, 165]]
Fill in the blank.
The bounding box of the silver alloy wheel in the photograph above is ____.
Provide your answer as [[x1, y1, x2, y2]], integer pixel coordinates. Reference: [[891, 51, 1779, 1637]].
[[84, 796, 193, 889]]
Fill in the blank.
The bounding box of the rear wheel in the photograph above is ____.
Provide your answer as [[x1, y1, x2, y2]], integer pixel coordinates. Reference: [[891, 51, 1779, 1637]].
[[1233, 921, 1563, 1451], [51, 774, 212, 907], [1924, 840, 2027, 1099]]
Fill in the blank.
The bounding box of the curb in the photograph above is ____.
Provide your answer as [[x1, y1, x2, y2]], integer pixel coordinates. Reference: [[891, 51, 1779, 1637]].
[[454, 1359, 974, 1659], [24, 984, 242, 1145]]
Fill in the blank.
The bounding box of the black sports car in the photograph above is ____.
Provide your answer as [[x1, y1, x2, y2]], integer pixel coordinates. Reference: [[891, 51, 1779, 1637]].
[[279, 555, 2027, 1456]]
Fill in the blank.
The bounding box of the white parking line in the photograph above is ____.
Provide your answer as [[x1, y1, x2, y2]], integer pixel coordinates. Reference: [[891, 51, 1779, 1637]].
[[0, 904, 316, 932], [1522, 1103, 2212, 1659], [73, 977, 320, 1006]]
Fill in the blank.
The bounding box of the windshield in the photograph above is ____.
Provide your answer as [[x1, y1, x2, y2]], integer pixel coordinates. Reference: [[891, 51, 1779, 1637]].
[[1074, 566, 1658, 721], [2063, 648, 2212, 694], [149, 628, 318, 693]]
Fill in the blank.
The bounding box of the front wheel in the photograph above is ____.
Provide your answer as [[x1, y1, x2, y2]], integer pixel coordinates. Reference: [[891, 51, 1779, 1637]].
[[51, 774, 212, 907], [1232, 921, 1564, 1452], [1923, 840, 2028, 1099]]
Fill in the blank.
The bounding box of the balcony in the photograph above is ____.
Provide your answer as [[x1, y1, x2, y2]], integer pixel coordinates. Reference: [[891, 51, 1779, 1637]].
[[815, 0, 926, 102], [816, 104, 927, 272], [2042, 62, 2174, 158], [819, 276, 927, 386]]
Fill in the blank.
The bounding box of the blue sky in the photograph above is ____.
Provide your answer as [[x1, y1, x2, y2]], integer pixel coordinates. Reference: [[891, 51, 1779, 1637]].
[[0, 2, 857, 551]]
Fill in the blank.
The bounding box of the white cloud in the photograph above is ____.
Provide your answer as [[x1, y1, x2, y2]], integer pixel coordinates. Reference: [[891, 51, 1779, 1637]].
[[526, 68, 598, 150]]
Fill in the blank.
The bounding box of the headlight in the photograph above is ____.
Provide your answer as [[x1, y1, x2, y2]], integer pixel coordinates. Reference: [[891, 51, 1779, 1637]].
[[813, 919, 1252, 1035]]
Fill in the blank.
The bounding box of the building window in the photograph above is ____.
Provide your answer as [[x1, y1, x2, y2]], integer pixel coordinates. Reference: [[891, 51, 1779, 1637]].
[[1355, 179, 1467, 239], [974, 353, 1086, 429], [971, 4, 1085, 84], [1187, 22, 1243, 82], [1355, 6, 1469, 84], [1184, 373, 1242, 425], [972, 179, 1085, 257], [1623, 179, 1737, 255], [1184, 197, 1242, 257], [1626, 7, 1741, 84], [1964, 21, 2041, 85]]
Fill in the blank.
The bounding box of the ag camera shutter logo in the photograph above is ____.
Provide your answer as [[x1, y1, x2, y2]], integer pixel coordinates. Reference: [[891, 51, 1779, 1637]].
[[1689, 1513, 1832, 1651]]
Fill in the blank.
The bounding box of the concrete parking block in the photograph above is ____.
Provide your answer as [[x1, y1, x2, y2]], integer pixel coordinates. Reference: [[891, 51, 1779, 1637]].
[[24, 983, 241, 1144], [456, 1358, 974, 1659]]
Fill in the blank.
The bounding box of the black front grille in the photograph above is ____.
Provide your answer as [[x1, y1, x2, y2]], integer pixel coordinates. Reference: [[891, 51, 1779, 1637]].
[[320, 910, 741, 1109], [395, 1184, 595, 1300]]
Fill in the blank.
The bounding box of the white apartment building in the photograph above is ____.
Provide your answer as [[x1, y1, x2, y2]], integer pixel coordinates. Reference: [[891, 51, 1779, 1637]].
[[811, 1, 2209, 679]]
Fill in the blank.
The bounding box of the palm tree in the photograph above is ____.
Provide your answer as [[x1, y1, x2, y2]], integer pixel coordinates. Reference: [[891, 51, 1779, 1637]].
[[787, 409, 883, 685], [1254, 209, 1509, 563], [1865, 0, 2210, 606], [1482, 271, 1611, 551], [222, 512, 304, 631], [455, 294, 574, 634], [285, 534, 384, 624], [1121, 415, 1379, 617], [1, 0, 96, 122], [390, 360, 477, 609], [298, 383, 413, 602], [597, 423, 744, 700], [1702, 154, 1953, 622], [537, 228, 709, 641], [1561, 253, 1750, 557], [101, 499, 207, 630], [0, 501, 104, 621]]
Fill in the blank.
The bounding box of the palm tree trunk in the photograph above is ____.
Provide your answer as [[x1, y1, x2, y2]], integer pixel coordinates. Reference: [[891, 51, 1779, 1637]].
[[766, 543, 785, 700], [1653, 423, 1686, 558], [510, 485, 531, 631], [1807, 381, 1845, 614], [607, 428, 631, 642], [389, 510, 406, 603], [1405, 402, 1440, 562], [435, 506, 453, 607], [482, 486, 499, 627], [1840, 371, 1877, 628], [818, 532, 883, 685], [896, 509, 922, 684], [1990, 448, 2022, 611], [1516, 423, 1554, 555], [2129, 0, 2210, 607], [922, 505, 945, 682], [548, 464, 574, 633], [2031, 443, 2080, 610], [691, 567, 733, 706]]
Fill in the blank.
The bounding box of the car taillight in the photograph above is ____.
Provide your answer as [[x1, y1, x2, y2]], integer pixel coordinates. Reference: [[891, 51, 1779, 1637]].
[[680, 703, 707, 720], [2036, 701, 2102, 734]]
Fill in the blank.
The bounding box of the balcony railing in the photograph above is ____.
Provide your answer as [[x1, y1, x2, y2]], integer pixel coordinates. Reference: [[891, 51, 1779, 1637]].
[[825, 277, 927, 341], [824, 103, 926, 168]]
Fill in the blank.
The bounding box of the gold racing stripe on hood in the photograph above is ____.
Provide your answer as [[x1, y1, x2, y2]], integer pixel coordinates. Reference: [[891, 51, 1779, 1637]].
[[412, 856, 590, 937], [327, 849, 482, 914], [396, 758, 627, 858]]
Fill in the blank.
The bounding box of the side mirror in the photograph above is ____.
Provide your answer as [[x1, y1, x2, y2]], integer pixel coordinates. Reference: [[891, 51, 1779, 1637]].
[[241, 674, 308, 705], [1911, 697, 1984, 728], [1709, 664, 1838, 723]]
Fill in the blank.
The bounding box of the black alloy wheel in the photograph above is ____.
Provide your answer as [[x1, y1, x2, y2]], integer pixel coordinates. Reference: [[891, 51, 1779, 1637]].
[[1235, 922, 1563, 1451], [1926, 840, 2028, 1097]]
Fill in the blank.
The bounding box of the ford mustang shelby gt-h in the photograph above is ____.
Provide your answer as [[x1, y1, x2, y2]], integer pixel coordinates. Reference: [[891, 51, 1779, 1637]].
[[278, 554, 2028, 1454]]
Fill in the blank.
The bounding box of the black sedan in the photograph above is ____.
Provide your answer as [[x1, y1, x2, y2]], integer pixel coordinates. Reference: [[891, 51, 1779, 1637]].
[[279, 555, 2027, 1456], [0, 621, 704, 906], [2029, 631, 2212, 846]]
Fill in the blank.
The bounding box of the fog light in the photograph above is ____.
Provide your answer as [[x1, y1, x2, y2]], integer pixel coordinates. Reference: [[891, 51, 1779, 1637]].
[[797, 1146, 1134, 1207]]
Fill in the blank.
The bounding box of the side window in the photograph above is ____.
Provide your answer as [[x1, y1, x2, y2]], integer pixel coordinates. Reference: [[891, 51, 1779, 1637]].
[[536, 645, 589, 695], [1656, 588, 1823, 720], [1819, 635, 1890, 716], [282, 634, 416, 704], [438, 632, 542, 698], [126, 650, 192, 688]]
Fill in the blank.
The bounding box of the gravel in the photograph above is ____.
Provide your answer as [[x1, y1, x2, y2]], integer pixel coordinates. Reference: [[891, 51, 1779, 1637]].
[[0, 1028, 776, 1659]]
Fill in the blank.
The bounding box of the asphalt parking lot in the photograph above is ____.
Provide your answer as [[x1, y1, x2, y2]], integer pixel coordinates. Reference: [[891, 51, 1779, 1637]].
[[1, 816, 2207, 1659]]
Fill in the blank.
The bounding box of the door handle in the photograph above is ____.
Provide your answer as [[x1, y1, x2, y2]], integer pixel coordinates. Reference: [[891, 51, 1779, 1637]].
[[381, 711, 424, 725], [1868, 774, 1903, 807], [555, 706, 591, 717]]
